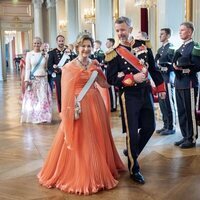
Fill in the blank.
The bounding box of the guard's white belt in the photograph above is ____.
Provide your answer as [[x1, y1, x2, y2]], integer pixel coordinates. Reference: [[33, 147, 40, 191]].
[[182, 68, 190, 74], [160, 67, 168, 72]]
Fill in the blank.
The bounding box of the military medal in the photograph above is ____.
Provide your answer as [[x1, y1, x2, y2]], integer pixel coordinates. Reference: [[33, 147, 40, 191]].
[[142, 67, 147, 74], [52, 72, 56, 78], [131, 49, 136, 55]]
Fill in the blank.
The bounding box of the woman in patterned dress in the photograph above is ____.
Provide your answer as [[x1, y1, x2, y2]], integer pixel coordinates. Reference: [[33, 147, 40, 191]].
[[20, 37, 52, 123]]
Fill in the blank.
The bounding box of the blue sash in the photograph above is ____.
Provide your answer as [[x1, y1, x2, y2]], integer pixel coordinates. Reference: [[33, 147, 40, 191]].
[[30, 55, 43, 80]]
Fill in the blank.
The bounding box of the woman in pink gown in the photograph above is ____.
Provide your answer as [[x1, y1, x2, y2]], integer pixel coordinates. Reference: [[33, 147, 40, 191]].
[[38, 33, 126, 195]]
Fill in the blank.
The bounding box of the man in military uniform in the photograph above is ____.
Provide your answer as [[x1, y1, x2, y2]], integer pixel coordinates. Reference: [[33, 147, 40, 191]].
[[92, 40, 105, 65], [155, 28, 176, 135], [105, 38, 118, 112], [106, 16, 166, 184], [48, 35, 72, 112], [173, 22, 200, 148], [41, 42, 53, 91]]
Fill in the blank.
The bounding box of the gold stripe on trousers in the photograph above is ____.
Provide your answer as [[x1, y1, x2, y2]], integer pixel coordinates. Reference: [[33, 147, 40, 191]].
[[121, 92, 134, 174]]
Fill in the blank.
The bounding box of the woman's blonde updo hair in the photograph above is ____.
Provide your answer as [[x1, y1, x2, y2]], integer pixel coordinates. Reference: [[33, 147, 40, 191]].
[[33, 36, 42, 44]]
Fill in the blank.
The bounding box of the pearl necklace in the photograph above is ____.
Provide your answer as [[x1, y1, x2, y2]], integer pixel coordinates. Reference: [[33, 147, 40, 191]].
[[76, 57, 90, 70]]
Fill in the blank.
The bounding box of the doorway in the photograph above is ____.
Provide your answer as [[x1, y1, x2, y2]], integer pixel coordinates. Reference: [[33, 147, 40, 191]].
[[1, 28, 32, 80]]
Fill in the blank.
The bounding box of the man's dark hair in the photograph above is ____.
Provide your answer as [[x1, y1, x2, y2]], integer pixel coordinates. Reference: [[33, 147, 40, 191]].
[[161, 28, 171, 36], [115, 16, 132, 27], [56, 35, 65, 41], [107, 38, 115, 46]]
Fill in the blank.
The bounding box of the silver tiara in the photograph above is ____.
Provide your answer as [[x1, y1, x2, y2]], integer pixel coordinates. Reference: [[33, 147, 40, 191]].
[[76, 30, 92, 40]]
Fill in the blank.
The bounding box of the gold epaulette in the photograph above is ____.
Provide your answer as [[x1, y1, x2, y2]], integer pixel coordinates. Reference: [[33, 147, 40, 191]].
[[145, 40, 152, 48], [105, 49, 117, 62]]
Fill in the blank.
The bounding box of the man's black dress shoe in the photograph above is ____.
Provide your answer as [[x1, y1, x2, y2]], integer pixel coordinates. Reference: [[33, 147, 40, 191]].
[[160, 129, 175, 135], [174, 138, 185, 146], [130, 171, 145, 184], [155, 128, 166, 134], [180, 141, 196, 149]]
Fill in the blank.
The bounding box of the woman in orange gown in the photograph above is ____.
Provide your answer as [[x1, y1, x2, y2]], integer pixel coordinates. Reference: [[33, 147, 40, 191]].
[[38, 34, 126, 195]]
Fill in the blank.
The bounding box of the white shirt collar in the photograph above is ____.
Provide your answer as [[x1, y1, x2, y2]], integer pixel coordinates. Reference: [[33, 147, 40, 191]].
[[183, 38, 193, 45]]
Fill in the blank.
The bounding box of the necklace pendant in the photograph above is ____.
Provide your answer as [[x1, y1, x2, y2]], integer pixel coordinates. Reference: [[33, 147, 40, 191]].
[[77, 57, 90, 70]]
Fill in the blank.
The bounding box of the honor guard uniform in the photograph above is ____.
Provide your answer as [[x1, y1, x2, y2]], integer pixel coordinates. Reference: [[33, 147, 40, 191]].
[[91, 40, 105, 67], [105, 48, 118, 112], [65, 46, 77, 60], [70, 51, 77, 60], [106, 39, 166, 181], [173, 40, 200, 148], [155, 43, 176, 135], [91, 48, 105, 71], [93, 49, 105, 64], [48, 48, 72, 112], [105, 38, 118, 112], [67, 44, 77, 60]]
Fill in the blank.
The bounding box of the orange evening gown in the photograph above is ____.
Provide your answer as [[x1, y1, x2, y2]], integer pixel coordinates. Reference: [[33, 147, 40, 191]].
[[37, 60, 126, 195]]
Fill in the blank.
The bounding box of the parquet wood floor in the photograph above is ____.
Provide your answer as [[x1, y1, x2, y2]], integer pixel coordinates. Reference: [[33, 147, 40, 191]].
[[0, 69, 200, 200]]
